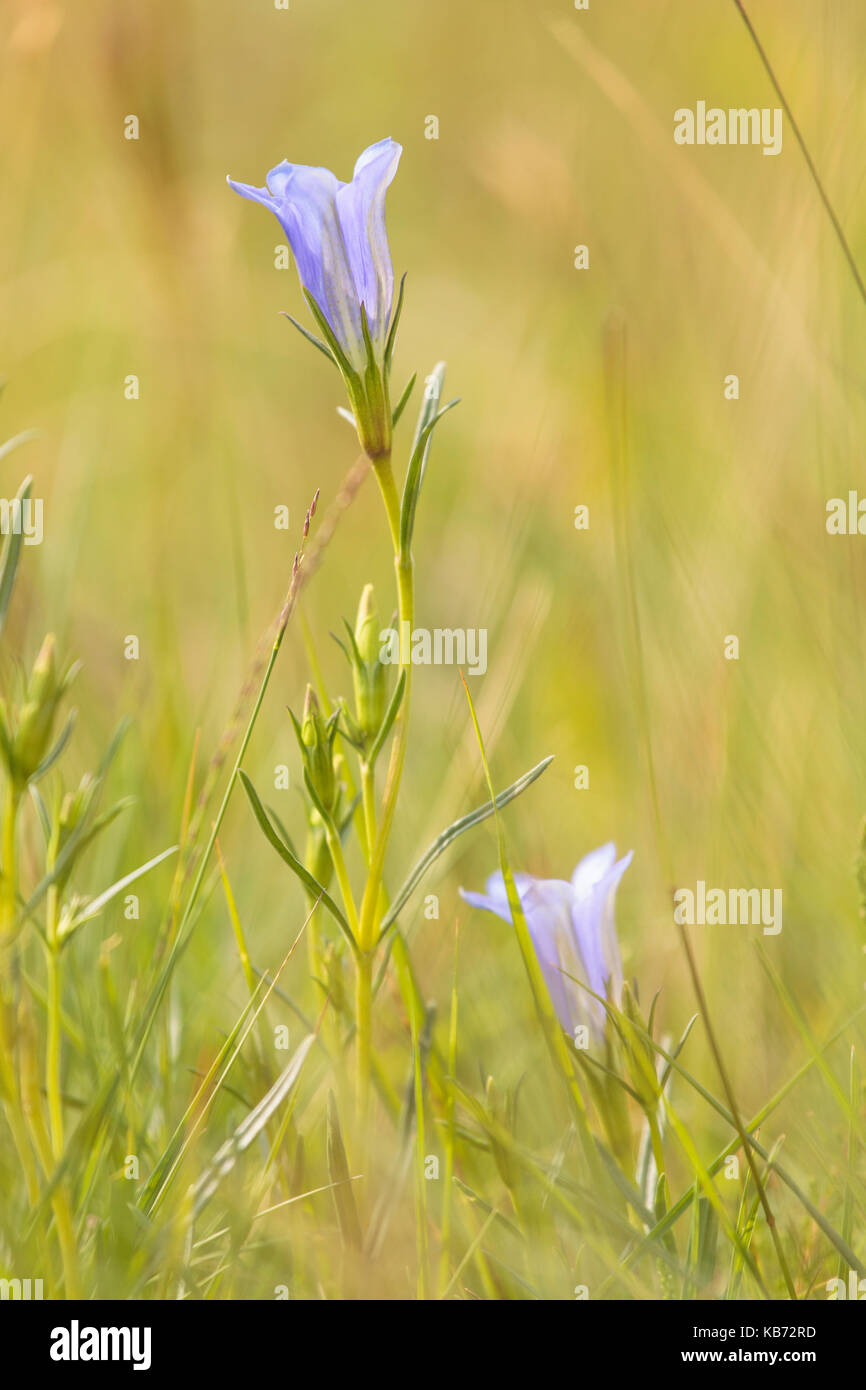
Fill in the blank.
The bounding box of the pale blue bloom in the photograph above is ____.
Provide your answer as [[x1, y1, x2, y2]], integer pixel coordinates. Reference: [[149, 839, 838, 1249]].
[[228, 138, 402, 375], [460, 844, 632, 1043]]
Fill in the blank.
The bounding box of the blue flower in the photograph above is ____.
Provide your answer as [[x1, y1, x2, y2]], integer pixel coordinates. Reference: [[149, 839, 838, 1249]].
[[460, 843, 632, 1044], [228, 139, 402, 457]]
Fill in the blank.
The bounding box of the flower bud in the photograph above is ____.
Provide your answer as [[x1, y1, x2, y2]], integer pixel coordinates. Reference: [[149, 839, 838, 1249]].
[[300, 685, 336, 813], [351, 586, 386, 742], [13, 635, 71, 786], [354, 584, 379, 665], [52, 773, 98, 892], [60, 773, 96, 834]]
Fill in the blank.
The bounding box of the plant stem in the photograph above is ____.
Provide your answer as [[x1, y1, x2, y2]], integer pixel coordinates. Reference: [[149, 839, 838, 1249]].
[[354, 949, 372, 1134], [0, 784, 40, 1202], [732, 0, 866, 312], [46, 886, 64, 1156], [0, 780, 19, 938], [324, 822, 359, 942], [353, 455, 415, 1130], [18, 989, 82, 1297], [358, 457, 414, 953], [360, 761, 377, 859]]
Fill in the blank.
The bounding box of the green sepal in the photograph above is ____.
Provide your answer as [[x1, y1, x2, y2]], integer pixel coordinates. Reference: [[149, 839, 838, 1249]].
[[302, 767, 333, 829], [280, 311, 338, 366], [384, 272, 407, 374], [302, 289, 360, 387], [391, 372, 416, 427]]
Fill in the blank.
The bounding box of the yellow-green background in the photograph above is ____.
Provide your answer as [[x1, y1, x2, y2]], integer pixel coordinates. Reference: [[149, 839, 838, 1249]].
[[2, 0, 865, 1210]]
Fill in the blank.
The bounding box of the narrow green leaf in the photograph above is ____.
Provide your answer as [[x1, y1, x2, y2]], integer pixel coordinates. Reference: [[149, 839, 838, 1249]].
[[239, 770, 355, 952], [625, 1015, 866, 1278], [16, 799, 133, 929], [28, 784, 52, 846], [398, 370, 459, 558], [0, 474, 32, 634], [191, 1035, 315, 1219], [840, 1046, 859, 1279], [301, 767, 331, 826], [377, 754, 553, 942], [327, 1090, 362, 1249], [60, 844, 178, 943], [29, 708, 77, 784], [368, 668, 406, 767], [141, 957, 293, 1217], [695, 1196, 718, 1288]]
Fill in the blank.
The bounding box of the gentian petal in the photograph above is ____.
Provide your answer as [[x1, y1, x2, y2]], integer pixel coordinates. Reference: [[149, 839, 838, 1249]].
[[461, 847, 631, 1047], [336, 138, 401, 352], [518, 879, 585, 1035], [458, 872, 536, 925], [571, 842, 618, 897], [272, 161, 364, 368], [226, 177, 277, 212], [227, 140, 401, 378], [569, 846, 631, 1009], [458, 886, 511, 925], [597, 849, 632, 1006]]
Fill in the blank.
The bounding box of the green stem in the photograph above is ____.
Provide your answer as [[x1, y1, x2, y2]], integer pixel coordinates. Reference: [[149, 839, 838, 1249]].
[[0, 785, 39, 1202], [352, 457, 414, 1136], [40, 863, 83, 1295], [358, 457, 414, 953], [18, 990, 82, 1298], [324, 821, 360, 942], [46, 886, 64, 1157], [360, 761, 377, 859], [438, 928, 459, 1297], [645, 1104, 667, 1207], [0, 781, 19, 939], [355, 950, 372, 1134]]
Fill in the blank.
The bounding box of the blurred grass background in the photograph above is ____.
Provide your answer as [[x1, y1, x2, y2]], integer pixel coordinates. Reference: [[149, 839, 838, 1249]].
[[2, 0, 866, 1287]]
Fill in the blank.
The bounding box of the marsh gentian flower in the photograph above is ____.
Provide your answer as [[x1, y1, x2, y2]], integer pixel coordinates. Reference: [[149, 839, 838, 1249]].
[[228, 138, 402, 459], [460, 844, 632, 1045]]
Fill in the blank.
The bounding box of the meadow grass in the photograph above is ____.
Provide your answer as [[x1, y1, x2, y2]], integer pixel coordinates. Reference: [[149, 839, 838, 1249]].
[[1, 0, 865, 1302]]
